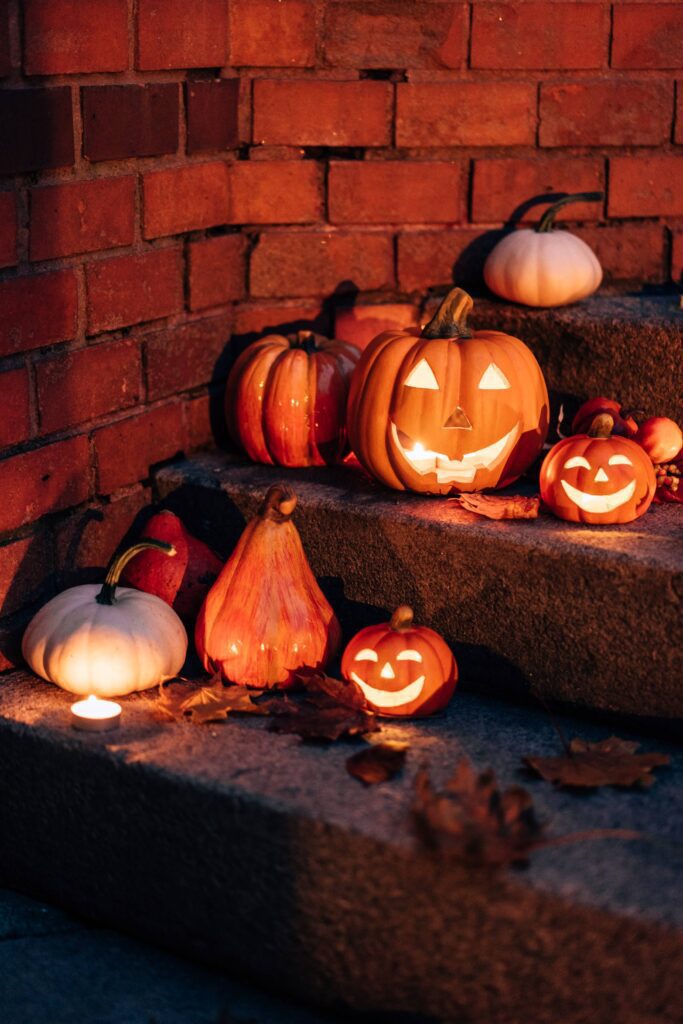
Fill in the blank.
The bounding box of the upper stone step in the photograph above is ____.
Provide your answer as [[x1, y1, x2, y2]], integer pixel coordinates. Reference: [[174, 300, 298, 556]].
[[154, 455, 683, 722]]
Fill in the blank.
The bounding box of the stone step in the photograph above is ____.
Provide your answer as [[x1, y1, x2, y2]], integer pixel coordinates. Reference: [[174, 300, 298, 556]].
[[0, 671, 680, 1024], [154, 455, 683, 721], [427, 291, 683, 423]]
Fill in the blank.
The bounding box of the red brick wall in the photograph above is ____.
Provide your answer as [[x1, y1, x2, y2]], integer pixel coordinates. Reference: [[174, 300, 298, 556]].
[[0, 0, 681, 660]]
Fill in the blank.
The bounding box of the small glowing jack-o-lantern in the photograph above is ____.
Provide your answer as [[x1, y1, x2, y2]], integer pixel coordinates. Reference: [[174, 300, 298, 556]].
[[540, 414, 656, 525], [346, 287, 549, 494], [341, 606, 458, 718]]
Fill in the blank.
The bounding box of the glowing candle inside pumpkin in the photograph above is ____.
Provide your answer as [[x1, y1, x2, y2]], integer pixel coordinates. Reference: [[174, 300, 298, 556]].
[[70, 694, 121, 732]]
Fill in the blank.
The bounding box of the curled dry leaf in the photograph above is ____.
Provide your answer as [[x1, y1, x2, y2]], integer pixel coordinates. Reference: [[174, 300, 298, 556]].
[[346, 742, 408, 785], [454, 493, 540, 520], [156, 678, 267, 724], [413, 757, 544, 868], [294, 668, 371, 711], [269, 701, 380, 742], [524, 736, 670, 789]]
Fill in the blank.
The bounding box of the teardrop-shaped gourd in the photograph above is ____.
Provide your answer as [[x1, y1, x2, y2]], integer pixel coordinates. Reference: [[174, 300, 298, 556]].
[[484, 192, 603, 308], [22, 541, 188, 697], [195, 486, 341, 687]]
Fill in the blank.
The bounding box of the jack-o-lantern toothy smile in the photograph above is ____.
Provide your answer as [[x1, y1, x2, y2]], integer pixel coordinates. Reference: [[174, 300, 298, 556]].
[[390, 421, 520, 485]]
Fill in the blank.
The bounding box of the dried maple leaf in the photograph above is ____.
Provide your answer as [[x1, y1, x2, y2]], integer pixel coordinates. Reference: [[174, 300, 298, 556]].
[[269, 700, 380, 742], [156, 678, 267, 723], [346, 742, 408, 785], [413, 757, 544, 868], [294, 668, 371, 711], [524, 736, 670, 789], [454, 493, 540, 520]]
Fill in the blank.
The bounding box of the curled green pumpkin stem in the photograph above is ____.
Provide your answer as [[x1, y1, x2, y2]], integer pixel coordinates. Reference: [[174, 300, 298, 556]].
[[422, 287, 473, 340], [536, 192, 604, 233], [588, 413, 615, 439], [96, 540, 176, 606], [260, 484, 297, 522], [390, 605, 414, 631]]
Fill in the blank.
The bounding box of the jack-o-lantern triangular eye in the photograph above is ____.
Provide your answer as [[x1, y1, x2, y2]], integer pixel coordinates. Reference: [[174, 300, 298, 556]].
[[478, 363, 511, 390], [405, 358, 439, 390]]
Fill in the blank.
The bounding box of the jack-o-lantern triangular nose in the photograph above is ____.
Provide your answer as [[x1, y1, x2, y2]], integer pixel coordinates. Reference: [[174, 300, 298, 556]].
[[444, 406, 472, 430]]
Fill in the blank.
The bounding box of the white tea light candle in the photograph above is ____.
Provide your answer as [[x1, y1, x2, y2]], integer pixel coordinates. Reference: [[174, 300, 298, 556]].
[[71, 695, 121, 732]]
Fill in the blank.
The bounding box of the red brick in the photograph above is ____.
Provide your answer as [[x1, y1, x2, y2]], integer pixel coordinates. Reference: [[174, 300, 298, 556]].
[[0, 367, 31, 449], [672, 231, 683, 284], [471, 158, 604, 223], [324, 2, 467, 69], [0, 88, 73, 175], [186, 80, 240, 154], [396, 82, 536, 148], [189, 235, 246, 310], [86, 249, 183, 334], [471, 3, 607, 70], [228, 161, 322, 224], [0, 531, 52, 617], [334, 303, 420, 351], [0, 0, 11, 76], [233, 300, 326, 337], [329, 161, 463, 225], [185, 392, 213, 451], [54, 486, 151, 575], [398, 228, 497, 292], [94, 404, 184, 493], [137, 0, 228, 70], [36, 339, 142, 435], [572, 222, 665, 284], [24, 0, 128, 74], [0, 271, 78, 357], [229, 0, 316, 67], [609, 156, 683, 217], [0, 435, 91, 533], [83, 85, 179, 162], [253, 80, 392, 147], [30, 177, 135, 262], [612, 4, 683, 69], [250, 230, 394, 297], [540, 80, 672, 147], [143, 162, 231, 239], [145, 313, 231, 400], [0, 193, 17, 269]]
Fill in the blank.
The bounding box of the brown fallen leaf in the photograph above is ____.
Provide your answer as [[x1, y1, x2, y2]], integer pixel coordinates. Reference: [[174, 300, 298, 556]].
[[294, 668, 371, 711], [346, 742, 408, 785], [413, 757, 544, 868], [269, 700, 380, 742], [524, 736, 670, 789], [454, 493, 540, 520], [156, 678, 267, 723]]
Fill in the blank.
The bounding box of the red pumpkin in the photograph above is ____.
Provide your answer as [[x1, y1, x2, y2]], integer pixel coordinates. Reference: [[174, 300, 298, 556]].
[[540, 414, 656, 525], [572, 397, 638, 438], [341, 606, 457, 718], [635, 417, 682, 464], [196, 485, 340, 688], [225, 331, 360, 467], [346, 288, 549, 494]]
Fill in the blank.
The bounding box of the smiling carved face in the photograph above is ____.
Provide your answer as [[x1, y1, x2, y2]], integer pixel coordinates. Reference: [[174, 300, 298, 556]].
[[341, 607, 458, 718], [346, 290, 549, 494], [540, 434, 656, 524]]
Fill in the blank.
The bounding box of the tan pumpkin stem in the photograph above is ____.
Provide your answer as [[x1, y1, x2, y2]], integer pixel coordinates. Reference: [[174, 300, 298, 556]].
[[96, 539, 176, 606], [536, 192, 604, 233], [289, 330, 320, 354], [260, 484, 297, 521], [421, 287, 474, 340], [390, 605, 414, 631], [588, 413, 614, 439]]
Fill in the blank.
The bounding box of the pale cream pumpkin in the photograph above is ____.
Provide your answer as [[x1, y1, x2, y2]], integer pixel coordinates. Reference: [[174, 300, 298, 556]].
[[484, 192, 603, 308], [22, 541, 188, 697]]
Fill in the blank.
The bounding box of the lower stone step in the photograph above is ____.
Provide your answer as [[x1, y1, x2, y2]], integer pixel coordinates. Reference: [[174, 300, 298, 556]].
[[154, 455, 683, 721], [0, 671, 680, 1024]]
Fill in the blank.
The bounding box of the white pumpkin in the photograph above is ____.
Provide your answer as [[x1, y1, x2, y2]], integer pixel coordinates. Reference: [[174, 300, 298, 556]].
[[484, 191, 603, 308], [22, 541, 188, 697]]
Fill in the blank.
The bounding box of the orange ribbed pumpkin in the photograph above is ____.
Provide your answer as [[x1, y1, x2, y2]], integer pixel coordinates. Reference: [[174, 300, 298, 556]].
[[347, 288, 549, 494], [225, 330, 359, 467], [195, 486, 340, 688]]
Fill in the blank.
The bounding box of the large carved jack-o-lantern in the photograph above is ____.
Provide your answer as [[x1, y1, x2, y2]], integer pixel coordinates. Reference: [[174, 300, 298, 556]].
[[540, 414, 656, 525], [341, 606, 457, 718], [346, 288, 549, 494]]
